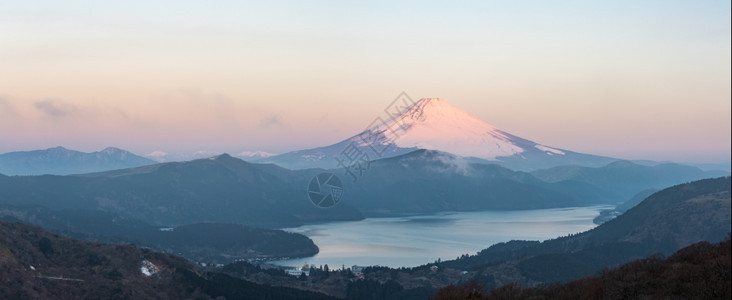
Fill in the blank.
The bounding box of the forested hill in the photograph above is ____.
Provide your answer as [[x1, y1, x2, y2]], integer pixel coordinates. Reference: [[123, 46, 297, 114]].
[[434, 236, 731, 299], [0, 220, 335, 300], [0, 205, 319, 264]]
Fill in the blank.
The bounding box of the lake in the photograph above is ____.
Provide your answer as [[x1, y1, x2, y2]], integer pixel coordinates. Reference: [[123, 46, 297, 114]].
[[271, 206, 609, 269]]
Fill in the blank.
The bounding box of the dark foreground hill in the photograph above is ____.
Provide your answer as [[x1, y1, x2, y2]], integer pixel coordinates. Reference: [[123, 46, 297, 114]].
[[0, 204, 319, 264], [434, 236, 731, 299], [0, 220, 335, 300], [593, 188, 658, 224]]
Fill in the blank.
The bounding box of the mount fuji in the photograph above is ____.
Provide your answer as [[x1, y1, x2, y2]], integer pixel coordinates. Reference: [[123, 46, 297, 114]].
[[257, 98, 617, 171]]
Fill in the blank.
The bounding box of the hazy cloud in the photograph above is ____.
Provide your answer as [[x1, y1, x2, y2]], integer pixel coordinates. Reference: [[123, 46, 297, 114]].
[[34, 99, 79, 118], [145, 150, 168, 157], [259, 114, 287, 128], [0, 97, 17, 116], [435, 154, 472, 176], [426, 152, 473, 176], [175, 89, 239, 120]]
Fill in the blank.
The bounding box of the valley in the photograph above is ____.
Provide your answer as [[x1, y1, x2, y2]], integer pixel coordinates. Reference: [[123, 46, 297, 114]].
[[1, 176, 728, 299]]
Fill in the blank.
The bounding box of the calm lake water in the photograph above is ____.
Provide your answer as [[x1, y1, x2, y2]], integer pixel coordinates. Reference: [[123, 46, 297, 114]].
[[272, 206, 610, 269]]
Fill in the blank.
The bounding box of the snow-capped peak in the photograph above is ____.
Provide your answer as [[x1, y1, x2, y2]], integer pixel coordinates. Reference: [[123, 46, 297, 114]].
[[101, 147, 125, 154], [261, 96, 616, 170], [238, 151, 276, 158], [381, 97, 524, 160], [146, 151, 169, 158]]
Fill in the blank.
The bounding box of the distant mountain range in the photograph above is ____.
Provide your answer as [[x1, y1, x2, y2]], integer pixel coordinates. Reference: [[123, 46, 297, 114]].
[[0, 146, 156, 175], [0, 150, 725, 228], [256, 97, 618, 171], [3, 98, 727, 176], [340, 150, 727, 214], [0, 154, 363, 228], [142, 150, 278, 163], [238, 150, 277, 159], [529, 160, 724, 198]]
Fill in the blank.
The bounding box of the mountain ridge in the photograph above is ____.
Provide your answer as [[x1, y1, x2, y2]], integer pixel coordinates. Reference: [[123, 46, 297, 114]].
[[0, 153, 364, 228], [0, 150, 723, 227], [0, 146, 156, 175]]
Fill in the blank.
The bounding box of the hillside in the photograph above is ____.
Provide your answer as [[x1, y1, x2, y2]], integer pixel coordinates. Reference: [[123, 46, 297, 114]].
[[434, 237, 731, 299], [593, 188, 657, 224], [341, 150, 724, 214], [342, 150, 600, 213], [0, 204, 319, 264], [0, 220, 335, 299]]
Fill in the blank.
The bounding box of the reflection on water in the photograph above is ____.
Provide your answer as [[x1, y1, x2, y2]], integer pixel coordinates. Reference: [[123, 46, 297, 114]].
[[399, 217, 456, 225], [271, 206, 610, 268]]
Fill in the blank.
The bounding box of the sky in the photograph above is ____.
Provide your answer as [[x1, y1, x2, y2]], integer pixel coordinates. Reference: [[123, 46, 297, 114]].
[[1, 1, 730, 163]]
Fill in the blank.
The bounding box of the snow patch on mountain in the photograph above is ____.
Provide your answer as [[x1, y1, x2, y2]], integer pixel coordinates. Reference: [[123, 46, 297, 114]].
[[140, 260, 158, 277], [383, 98, 524, 160], [238, 151, 276, 158], [193, 150, 219, 157], [146, 150, 169, 158], [100, 147, 124, 154], [302, 153, 326, 161], [535, 145, 565, 155]]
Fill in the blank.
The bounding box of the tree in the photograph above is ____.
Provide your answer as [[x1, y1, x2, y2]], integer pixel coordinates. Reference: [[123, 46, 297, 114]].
[[38, 237, 53, 256], [107, 269, 123, 280]]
